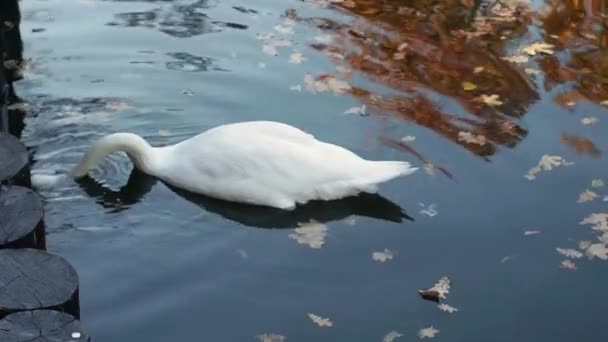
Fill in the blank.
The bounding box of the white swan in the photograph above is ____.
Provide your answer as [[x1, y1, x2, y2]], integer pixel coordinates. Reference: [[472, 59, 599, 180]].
[[71, 121, 417, 210]]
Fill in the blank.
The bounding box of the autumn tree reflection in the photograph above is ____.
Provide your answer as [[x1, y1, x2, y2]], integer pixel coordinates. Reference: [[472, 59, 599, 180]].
[[295, 0, 548, 162]]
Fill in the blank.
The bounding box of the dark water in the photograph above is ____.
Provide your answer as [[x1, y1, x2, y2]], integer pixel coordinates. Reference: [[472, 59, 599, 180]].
[[14, 0, 608, 341]]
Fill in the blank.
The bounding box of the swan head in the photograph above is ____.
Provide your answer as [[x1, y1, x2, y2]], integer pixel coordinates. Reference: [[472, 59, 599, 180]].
[[71, 132, 155, 179]]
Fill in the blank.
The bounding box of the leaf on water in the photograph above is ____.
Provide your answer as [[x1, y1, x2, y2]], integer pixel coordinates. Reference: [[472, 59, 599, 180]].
[[477, 94, 504, 106], [579, 240, 592, 250], [591, 179, 604, 188], [383, 331, 404, 342], [289, 84, 302, 92], [308, 313, 333, 327], [418, 326, 439, 339], [473, 66, 484, 73], [525, 155, 572, 180], [556, 247, 584, 259], [344, 105, 366, 115], [423, 163, 435, 175], [274, 22, 294, 35], [372, 249, 395, 262], [419, 276, 451, 302], [462, 81, 477, 91], [580, 213, 608, 233], [289, 220, 327, 249], [578, 189, 598, 203], [289, 52, 307, 64], [501, 55, 529, 63], [525, 68, 541, 75], [560, 260, 577, 270], [262, 44, 278, 56], [522, 42, 555, 55], [458, 131, 486, 145], [581, 117, 599, 125], [256, 333, 286, 342], [419, 203, 438, 217], [401, 135, 416, 142], [500, 255, 515, 263], [437, 303, 458, 313], [327, 77, 351, 94], [524, 230, 541, 236], [584, 243, 608, 260], [256, 33, 274, 41]]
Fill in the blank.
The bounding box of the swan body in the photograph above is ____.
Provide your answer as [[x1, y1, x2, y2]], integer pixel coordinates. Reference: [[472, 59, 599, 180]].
[[72, 121, 417, 210]]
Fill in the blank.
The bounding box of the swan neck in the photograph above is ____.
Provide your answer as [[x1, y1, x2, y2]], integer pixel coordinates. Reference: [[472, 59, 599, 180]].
[[72, 133, 156, 178]]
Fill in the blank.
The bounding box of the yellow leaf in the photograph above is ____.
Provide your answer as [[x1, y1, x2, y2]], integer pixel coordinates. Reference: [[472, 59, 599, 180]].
[[462, 81, 477, 91], [522, 42, 555, 56]]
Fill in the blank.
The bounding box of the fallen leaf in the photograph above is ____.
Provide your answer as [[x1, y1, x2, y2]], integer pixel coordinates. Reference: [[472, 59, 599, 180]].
[[501, 55, 529, 63], [581, 117, 599, 125], [560, 260, 577, 270], [419, 203, 438, 217], [423, 163, 435, 175], [308, 313, 333, 327], [500, 255, 515, 263], [289, 220, 327, 249], [289, 84, 302, 91], [584, 243, 608, 260], [262, 44, 278, 56], [256, 33, 274, 41], [372, 249, 395, 262], [524, 230, 541, 236], [437, 303, 458, 313], [477, 94, 504, 106], [419, 276, 450, 302], [344, 105, 367, 115], [556, 247, 584, 259], [418, 326, 439, 339], [462, 81, 477, 91], [525, 155, 572, 180], [579, 240, 592, 250], [580, 213, 608, 233], [592, 179, 605, 188], [383, 331, 404, 342], [525, 68, 541, 75], [522, 42, 555, 55], [578, 189, 598, 203], [473, 66, 484, 73], [256, 333, 286, 342], [289, 52, 307, 64], [458, 131, 486, 145], [401, 135, 416, 142]]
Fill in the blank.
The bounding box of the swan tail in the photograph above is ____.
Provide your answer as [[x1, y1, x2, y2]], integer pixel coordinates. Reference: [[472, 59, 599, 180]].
[[363, 161, 418, 186]]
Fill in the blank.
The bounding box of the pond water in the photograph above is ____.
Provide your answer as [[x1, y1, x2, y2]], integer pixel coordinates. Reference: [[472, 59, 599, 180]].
[[13, 0, 608, 341]]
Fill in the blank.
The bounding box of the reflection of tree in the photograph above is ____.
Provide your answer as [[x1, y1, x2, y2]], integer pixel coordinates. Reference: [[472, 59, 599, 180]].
[[107, 0, 247, 38], [539, 0, 608, 103], [298, 0, 542, 160]]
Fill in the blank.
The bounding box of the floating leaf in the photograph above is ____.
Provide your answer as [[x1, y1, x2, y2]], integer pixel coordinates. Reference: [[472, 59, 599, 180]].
[[524, 230, 541, 236], [522, 42, 555, 55], [401, 135, 416, 142], [262, 44, 278, 56], [477, 94, 504, 106], [418, 326, 439, 339], [579, 240, 592, 250], [458, 131, 486, 145], [501, 55, 529, 63], [581, 117, 599, 125], [592, 179, 605, 188], [584, 243, 608, 260], [383, 331, 404, 342], [419, 203, 438, 217], [580, 213, 608, 233], [462, 81, 477, 91], [556, 247, 584, 259], [344, 105, 367, 115], [437, 303, 458, 313], [372, 249, 395, 262], [560, 260, 577, 270], [308, 313, 333, 327], [289, 52, 307, 64], [256, 333, 286, 342], [289, 84, 302, 92], [419, 276, 451, 302], [289, 220, 327, 249], [525, 155, 573, 180], [578, 189, 598, 203]]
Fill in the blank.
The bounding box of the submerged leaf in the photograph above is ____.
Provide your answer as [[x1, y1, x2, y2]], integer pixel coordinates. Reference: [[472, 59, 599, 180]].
[[560, 260, 577, 270], [419, 276, 451, 302], [308, 313, 333, 327]]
